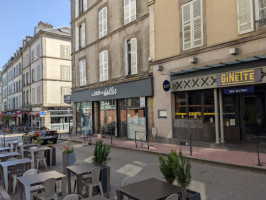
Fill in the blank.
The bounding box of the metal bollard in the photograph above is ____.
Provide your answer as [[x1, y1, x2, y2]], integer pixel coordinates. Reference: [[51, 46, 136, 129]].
[[257, 137, 262, 166]]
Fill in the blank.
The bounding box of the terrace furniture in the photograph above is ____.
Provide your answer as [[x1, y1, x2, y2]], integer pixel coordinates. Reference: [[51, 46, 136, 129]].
[[0, 152, 21, 162], [18, 143, 38, 158], [7, 141, 19, 152], [17, 170, 66, 200], [0, 147, 12, 153], [25, 146, 52, 168], [63, 194, 83, 200], [116, 178, 186, 200], [83, 195, 108, 199], [0, 158, 31, 192], [83, 167, 104, 198], [73, 160, 91, 192], [36, 150, 48, 170], [33, 178, 57, 200]]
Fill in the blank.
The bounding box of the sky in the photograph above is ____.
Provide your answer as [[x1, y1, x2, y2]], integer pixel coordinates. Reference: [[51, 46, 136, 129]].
[[0, 0, 71, 69]]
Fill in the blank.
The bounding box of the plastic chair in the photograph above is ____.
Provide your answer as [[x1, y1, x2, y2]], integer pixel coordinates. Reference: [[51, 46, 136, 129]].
[[33, 178, 57, 200], [165, 194, 181, 200], [73, 160, 91, 192], [36, 150, 47, 170], [83, 167, 103, 197], [63, 194, 83, 200]]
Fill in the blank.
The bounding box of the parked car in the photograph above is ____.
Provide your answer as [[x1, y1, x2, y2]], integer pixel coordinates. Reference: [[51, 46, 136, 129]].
[[22, 129, 58, 144]]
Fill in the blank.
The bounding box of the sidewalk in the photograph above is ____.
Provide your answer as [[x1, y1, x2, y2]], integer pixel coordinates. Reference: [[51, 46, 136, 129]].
[[59, 134, 266, 171]]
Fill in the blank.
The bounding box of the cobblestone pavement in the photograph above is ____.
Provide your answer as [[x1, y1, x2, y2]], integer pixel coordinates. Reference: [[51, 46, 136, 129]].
[[10, 140, 266, 200]]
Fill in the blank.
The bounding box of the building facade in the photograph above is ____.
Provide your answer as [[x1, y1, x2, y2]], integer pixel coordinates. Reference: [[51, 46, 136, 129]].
[[1, 22, 72, 130], [71, 0, 153, 140], [150, 0, 266, 143]]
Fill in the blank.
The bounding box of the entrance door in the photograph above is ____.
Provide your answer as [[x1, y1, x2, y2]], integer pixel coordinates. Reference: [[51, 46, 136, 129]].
[[243, 93, 265, 140]]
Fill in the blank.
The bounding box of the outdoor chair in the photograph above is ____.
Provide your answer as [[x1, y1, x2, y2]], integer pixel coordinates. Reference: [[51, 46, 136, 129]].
[[165, 194, 181, 200], [73, 160, 91, 192], [36, 150, 48, 170], [83, 167, 103, 197], [63, 194, 83, 200], [33, 178, 57, 200], [11, 162, 27, 193]]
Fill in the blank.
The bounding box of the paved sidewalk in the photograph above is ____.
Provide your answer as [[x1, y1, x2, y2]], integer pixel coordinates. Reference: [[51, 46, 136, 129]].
[[60, 134, 266, 171]]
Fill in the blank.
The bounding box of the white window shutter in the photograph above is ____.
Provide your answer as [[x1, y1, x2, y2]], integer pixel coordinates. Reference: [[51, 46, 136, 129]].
[[81, 23, 86, 48], [130, 0, 136, 22], [75, 0, 79, 18], [104, 51, 108, 81], [79, 60, 84, 86], [75, 26, 79, 51], [237, 0, 254, 34], [182, 3, 192, 50], [83, 60, 86, 85], [130, 38, 137, 74], [99, 9, 103, 38], [99, 52, 104, 82], [124, 40, 128, 75], [103, 7, 108, 36], [193, 0, 203, 47], [83, 0, 87, 12], [124, 0, 130, 24]]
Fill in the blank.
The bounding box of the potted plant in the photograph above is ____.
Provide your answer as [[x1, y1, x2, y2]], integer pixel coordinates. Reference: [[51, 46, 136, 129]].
[[32, 136, 43, 148], [172, 150, 201, 200], [45, 140, 56, 166], [22, 135, 30, 144], [92, 140, 111, 196], [62, 144, 76, 174], [158, 149, 177, 184], [2, 114, 13, 133]]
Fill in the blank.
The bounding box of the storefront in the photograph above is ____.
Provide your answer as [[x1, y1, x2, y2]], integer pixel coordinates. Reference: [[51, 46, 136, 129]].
[[171, 64, 266, 143], [72, 79, 153, 140]]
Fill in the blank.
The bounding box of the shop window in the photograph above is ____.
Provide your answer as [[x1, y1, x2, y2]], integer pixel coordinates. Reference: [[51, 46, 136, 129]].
[[76, 102, 93, 135], [223, 95, 237, 126], [188, 91, 202, 119], [175, 92, 187, 119], [100, 100, 117, 135], [203, 90, 215, 123]]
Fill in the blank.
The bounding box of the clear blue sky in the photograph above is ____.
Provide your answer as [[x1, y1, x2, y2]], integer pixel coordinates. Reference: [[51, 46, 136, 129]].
[[0, 0, 71, 69]]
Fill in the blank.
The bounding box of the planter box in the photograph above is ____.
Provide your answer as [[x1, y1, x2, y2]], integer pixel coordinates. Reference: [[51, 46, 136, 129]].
[[45, 148, 56, 166], [62, 153, 76, 174], [186, 189, 201, 200]]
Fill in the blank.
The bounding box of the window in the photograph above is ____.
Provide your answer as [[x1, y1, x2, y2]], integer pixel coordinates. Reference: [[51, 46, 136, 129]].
[[80, 23, 86, 48], [62, 87, 71, 103], [182, 0, 203, 50], [37, 87, 41, 104], [124, 0, 136, 24], [26, 55, 29, 66], [26, 91, 29, 105], [36, 44, 40, 58], [37, 65, 41, 81], [99, 50, 108, 82], [82, 0, 87, 13], [75, 26, 79, 51], [32, 69, 35, 82], [31, 49, 35, 62], [26, 72, 29, 84], [99, 7, 108, 38], [61, 45, 70, 59], [32, 88, 35, 104], [61, 66, 70, 81], [125, 38, 137, 75], [79, 60, 86, 86], [75, 0, 79, 18], [75, 0, 87, 18]]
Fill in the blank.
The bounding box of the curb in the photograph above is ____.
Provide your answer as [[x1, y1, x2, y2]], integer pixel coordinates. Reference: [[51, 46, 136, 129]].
[[59, 138, 266, 174]]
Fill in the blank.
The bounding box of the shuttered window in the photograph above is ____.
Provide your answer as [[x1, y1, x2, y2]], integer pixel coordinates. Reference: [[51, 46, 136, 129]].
[[79, 60, 86, 86], [75, 26, 79, 51], [37, 87, 41, 104], [83, 0, 87, 12], [99, 50, 108, 82], [32, 88, 35, 104], [124, 0, 136, 24], [75, 0, 79, 18], [61, 66, 70, 81], [182, 0, 203, 51], [36, 44, 40, 58], [61, 45, 70, 59], [125, 38, 137, 75], [81, 23, 86, 48], [99, 7, 108, 38], [37, 65, 41, 81], [237, 0, 254, 34]]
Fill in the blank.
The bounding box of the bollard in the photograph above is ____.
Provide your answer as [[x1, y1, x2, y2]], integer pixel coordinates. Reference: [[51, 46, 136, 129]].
[[190, 133, 192, 156], [257, 137, 262, 166]]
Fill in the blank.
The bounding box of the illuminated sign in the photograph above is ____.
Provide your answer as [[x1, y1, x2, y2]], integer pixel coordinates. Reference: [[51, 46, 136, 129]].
[[217, 68, 262, 86], [162, 80, 171, 92]]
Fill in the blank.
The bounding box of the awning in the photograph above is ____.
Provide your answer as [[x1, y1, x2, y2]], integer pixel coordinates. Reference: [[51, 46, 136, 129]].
[[29, 112, 40, 116], [12, 111, 28, 117]]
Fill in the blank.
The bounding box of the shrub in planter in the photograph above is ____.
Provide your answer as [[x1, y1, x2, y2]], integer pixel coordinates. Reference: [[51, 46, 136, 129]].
[[62, 145, 76, 174], [158, 150, 177, 184], [92, 140, 111, 164]]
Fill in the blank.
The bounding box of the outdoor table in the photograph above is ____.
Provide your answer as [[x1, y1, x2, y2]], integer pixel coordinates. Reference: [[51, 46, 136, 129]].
[[116, 178, 186, 200], [18, 143, 38, 158], [0, 152, 21, 162], [0, 147, 12, 153], [67, 163, 110, 197], [83, 195, 109, 200], [0, 158, 31, 192], [7, 140, 19, 152], [25, 146, 52, 168], [17, 170, 67, 200]]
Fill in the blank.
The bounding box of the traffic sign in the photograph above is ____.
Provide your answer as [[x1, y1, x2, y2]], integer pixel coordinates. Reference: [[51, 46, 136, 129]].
[[40, 111, 45, 117]]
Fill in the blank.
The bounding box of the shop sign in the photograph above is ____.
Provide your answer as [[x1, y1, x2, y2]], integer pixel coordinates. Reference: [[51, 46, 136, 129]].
[[91, 86, 117, 97], [217, 68, 262, 86], [224, 86, 254, 94], [64, 95, 71, 104], [140, 97, 145, 107], [162, 80, 171, 92]]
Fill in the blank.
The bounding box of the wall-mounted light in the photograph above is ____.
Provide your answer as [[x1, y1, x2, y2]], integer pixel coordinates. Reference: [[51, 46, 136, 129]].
[[229, 48, 239, 55], [156, 65, 163, 71], [189, 57, 198, 64]]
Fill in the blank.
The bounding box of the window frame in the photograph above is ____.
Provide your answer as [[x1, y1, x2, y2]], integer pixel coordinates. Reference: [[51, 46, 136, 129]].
[[99, 50, 109, 82], [99, 7, 108, 38]]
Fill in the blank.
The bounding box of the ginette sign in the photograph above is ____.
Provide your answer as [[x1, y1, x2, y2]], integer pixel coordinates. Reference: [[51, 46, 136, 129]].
[[217, 68, 262, 86], [224, 86, 254, 94], [162, 80, 171, 92], [91, 86, 117, 97]]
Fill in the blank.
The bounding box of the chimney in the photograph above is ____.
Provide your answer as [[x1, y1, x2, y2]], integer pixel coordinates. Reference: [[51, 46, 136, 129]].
[[35, 21, 53, 35]]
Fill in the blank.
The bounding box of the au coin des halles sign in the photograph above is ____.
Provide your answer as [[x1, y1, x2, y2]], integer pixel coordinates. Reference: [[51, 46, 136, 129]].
[[91, 86, 117, 97], [217, 68, 262, 86]]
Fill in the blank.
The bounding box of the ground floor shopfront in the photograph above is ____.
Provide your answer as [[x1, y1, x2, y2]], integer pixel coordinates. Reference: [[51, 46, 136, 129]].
[[154, 60, 266, 143], [72, 79, 153, 141]]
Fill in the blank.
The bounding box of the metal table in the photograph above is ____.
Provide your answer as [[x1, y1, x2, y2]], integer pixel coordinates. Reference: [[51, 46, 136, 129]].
[[18, 143, 38, 158], [116, 178, 186, 200], [17, 170, 67, 200], [67, 163, 110, 197], [0, 147, 12, 153], [0, 158, 32, 192], [25, 146, 52, 168], [0, 152, 21, 162], [7, 140, 19, 152]]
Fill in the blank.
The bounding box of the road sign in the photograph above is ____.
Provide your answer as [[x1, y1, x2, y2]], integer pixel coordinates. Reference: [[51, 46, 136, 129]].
[[40, 111, 45, 117], [64, 95, 71, 104]]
